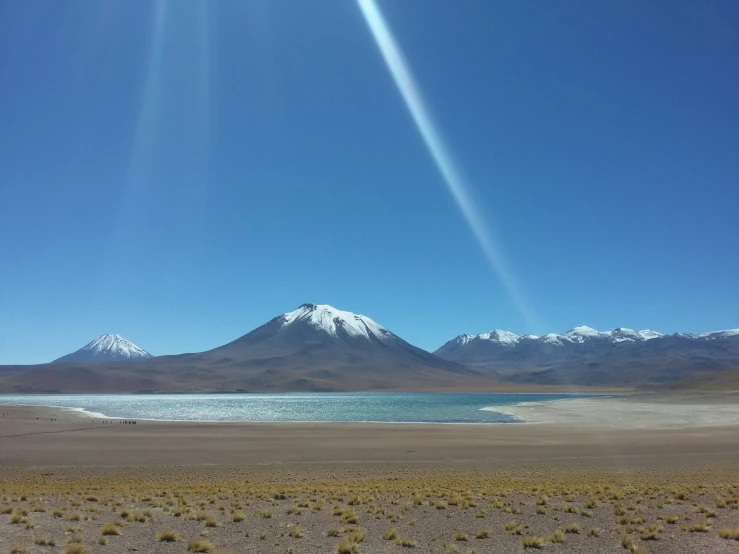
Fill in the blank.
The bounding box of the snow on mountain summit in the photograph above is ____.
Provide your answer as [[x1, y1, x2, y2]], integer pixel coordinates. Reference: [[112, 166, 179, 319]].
[[52, 334, 152, 363], [478, 330, 520, 346], [443, 325, 669, 351], [280, 303, 396, 343]]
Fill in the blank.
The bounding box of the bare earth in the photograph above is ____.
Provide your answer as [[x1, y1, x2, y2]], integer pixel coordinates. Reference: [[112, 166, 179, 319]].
[[1, 394, 739, 553]]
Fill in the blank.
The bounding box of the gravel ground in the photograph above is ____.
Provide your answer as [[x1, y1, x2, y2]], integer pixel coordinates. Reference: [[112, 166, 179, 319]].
[[1, 464, 738, 554]]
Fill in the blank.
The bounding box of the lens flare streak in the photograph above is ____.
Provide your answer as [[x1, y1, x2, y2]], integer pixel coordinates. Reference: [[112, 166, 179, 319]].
[[357, 0, 539, 329]]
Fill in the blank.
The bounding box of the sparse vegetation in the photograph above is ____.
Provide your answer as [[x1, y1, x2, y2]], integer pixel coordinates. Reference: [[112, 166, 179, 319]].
[[0, 459, 736, 554]]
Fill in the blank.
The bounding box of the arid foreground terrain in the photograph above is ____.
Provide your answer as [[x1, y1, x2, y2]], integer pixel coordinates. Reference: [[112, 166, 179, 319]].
[[1, 399, 739, 554]]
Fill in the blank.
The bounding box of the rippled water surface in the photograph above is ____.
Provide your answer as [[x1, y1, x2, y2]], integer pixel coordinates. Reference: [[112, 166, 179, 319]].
[[0, 392, 611, 423]]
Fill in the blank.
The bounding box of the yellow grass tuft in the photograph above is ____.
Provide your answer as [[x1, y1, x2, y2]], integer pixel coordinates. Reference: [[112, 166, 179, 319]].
[[157, 529, 181, 542], [383, 527, 398, 540], [335, 540, 357, 553], [549, 530, 565, 543], [394, 536, 419, 547], [719, 527, 739, 540], [520, 536, 545, 549], [187, 540, 214, 553], [101, 522, 121, 535]]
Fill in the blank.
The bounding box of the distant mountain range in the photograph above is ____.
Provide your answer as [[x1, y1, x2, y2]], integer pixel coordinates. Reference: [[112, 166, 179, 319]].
[[434, 326, 739, 386], [0, 305, 737, 393], [52, 334, 152, 363]]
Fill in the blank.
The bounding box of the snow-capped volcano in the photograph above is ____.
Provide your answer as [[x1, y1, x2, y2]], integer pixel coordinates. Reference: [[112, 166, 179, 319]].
[[280, 303, 396, 343], [192, 303, 476, 389], [52, 334, 152, 363]]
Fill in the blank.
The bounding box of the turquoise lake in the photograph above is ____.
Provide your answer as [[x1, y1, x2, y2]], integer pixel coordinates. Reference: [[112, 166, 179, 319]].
[[0, 392, 608, 423]]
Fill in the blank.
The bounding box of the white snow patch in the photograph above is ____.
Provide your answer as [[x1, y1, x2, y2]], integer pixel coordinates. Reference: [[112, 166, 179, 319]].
[[478, 330, 520, 346], [699, 329, 739, 339], [638, 329, 663, 340], [281, 304, 394, 342], [80, 334, 151, 359]]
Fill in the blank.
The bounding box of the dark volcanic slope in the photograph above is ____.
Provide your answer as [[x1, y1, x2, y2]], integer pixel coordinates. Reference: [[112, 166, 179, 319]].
[[0, 304, 483, 394]]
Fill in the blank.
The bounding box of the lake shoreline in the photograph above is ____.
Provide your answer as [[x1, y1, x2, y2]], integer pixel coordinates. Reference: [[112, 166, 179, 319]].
[[0, 392, 609, 424], [0, 393, 738, 468]]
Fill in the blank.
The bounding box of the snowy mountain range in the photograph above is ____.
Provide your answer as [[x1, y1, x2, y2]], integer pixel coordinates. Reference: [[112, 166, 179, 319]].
[[2, 305, 737, 393], [52, 334, 152, 363], [437, 326, 739, 358], [434, 325, 739, 386]]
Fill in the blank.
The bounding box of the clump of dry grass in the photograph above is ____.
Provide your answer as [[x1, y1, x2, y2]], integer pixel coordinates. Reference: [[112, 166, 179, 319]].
[[157, 529, 181, 542], [520, 536, 544, 549], [101, 522, 121, 535], [681, 519, 712, 532], [187, 539, 214, 553], [60, 545, 91, 554], [346, 528, 367, 544], [394, 536, 418, 547], [454, 531, 468, 541], [229, 511, 245, 522], [474, 529, 490, 539], [563, 523, 580, 534], [719, 527, 739, 540], [383, 527, 398, 540], [549, 530, 565, 543], [289, 527, 305, 538], [335, 540, 356, 553], [339, 507, 358, 524], [639, 523, 663, 540]]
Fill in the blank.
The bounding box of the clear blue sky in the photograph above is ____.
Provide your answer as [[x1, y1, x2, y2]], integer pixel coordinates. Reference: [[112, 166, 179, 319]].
[[1, 1, 737, 364]]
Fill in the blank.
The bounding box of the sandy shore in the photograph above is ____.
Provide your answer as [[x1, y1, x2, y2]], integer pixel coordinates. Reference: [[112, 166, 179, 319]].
[[492, 392, 739, 429]]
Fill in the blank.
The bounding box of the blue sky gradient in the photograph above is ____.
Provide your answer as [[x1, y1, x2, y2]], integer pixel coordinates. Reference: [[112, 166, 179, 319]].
[[1, 0, 737, 364]]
